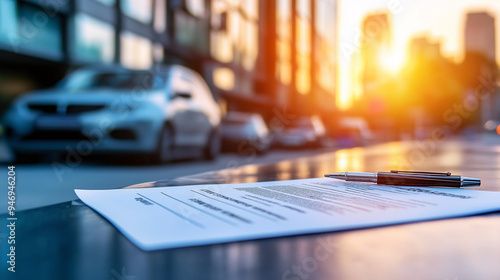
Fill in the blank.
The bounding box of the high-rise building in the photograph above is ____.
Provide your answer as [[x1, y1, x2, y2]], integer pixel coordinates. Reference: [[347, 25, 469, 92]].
[[464, 11, 498, 126], [409, 37, 442, 60], [361, 12, 391, 98], [465, 12, 496, 62]]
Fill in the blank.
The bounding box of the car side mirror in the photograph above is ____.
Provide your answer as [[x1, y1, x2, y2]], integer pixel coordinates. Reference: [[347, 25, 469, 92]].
[[172, 91, 192, 99]]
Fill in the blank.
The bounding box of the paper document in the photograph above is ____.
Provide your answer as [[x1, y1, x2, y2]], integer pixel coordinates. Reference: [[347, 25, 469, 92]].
[[75, 178, 500, 251]]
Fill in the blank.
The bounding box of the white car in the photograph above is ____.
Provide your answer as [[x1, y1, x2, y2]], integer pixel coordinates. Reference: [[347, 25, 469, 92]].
[[336, 117, 376, 146], [2, 65, 221, 163], [274, 116, 326, 148], [221, 112, 271, 155]]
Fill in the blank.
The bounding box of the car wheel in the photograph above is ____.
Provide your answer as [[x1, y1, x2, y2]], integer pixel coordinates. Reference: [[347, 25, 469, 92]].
[[204, 129, 221, 160], [153, 126, 174, 164]]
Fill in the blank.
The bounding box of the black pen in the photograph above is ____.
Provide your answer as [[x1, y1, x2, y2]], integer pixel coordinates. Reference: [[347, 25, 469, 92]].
[[324, 170, 481, 188]]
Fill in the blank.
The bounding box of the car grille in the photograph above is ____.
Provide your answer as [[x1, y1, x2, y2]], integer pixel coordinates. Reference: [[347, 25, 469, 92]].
[[66, 105, 106, 114], [28, 104, 58, 114], [21, 130, 95, 141], [27, 103, 107, 114], [109, 129, 137, 140]]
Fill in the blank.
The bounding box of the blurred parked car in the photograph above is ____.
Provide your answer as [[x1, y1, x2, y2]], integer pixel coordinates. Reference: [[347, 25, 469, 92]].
[[2, 65, 221, 163], [335, 117, 375, 146], [274, 115, 326, 148], [221, 112, 271, 155], [483, 120, 500, 134]]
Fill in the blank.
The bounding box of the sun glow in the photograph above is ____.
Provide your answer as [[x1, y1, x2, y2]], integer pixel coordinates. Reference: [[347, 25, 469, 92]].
[[338, 0, 500, 111], [378, 49, 406, 74]]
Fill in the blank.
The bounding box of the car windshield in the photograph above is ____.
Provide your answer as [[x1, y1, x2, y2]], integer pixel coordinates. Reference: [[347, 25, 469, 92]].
[[222, 119, 249, 125], [287, 118, 314, 129], [58, 71, 166, 90]]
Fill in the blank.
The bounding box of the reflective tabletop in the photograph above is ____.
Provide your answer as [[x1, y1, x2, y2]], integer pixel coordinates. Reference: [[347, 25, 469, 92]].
[[2, 137, 500, 280]]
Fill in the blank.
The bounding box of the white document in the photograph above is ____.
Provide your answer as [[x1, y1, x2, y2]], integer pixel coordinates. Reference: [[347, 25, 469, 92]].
[[75, 178, 500, 251]]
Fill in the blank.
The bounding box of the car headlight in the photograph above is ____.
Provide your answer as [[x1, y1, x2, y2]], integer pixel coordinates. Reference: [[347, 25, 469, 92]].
[[3, 101, 24, 119], [9, 101, 24, 114]]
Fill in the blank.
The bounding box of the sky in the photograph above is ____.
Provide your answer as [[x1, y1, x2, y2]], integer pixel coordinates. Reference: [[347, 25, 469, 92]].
[[337, 0, 500, 109]]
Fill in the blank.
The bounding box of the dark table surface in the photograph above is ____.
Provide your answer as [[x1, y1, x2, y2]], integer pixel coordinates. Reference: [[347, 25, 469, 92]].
[[2, 137, 500, 280]]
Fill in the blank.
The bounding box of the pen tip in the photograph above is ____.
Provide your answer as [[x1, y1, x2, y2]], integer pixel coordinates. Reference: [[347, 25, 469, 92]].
[[324, 172, 346, 179], [461, 177, 481, 188]]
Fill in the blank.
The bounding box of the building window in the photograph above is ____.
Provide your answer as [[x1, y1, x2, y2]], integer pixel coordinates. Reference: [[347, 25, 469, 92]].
[[153, 43, 164, 63], [213, 67, 235, 90], [210, 0, 258, 70], [276, 0, 292, 85], [175, 11, 208, 53], [210, 29, 233, 63], [0, 0, 18, 47], [241, 19, 258, 71], [242, 0, 259, 20], [8, 3, 63, 58], [210, 0, 233, 62], [296, 0, 311, 94], [72, 13, 115, 63], [186, 0, 206, 18], [121, 0, 153, 24], [121, 31, 153, 69], [296, 0, 311, 18], [315, 0, 336, 92], [154, 0, 166, 33]]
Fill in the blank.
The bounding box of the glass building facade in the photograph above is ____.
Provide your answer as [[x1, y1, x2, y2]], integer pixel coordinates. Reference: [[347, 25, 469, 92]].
[[274, 0, 337, 114], [0, 0, 337, 118]]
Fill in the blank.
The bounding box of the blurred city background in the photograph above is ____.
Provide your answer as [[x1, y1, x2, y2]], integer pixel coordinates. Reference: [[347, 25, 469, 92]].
[[1, 0, 500, 145], [0, 0, 500, 211]]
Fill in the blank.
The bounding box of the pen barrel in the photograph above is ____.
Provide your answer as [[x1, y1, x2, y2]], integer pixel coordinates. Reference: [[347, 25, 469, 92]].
[[377, 173, 462, 187], [344, 172, 378, 183]]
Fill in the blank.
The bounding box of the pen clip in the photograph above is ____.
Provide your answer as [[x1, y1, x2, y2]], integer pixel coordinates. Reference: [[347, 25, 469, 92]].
[[390, 170, 452, 176]]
